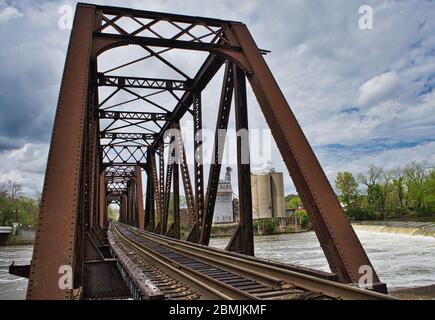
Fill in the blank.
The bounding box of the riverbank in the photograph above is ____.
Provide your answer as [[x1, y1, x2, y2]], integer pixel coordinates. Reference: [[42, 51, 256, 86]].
[[211, 216, 307, 237], [0, 226, 35, 246], [391, 285, 435, 300]]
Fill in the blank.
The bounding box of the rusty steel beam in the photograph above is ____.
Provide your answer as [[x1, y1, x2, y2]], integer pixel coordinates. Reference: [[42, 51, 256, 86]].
[[162, 138, 175, 235], [150, 151, 160, 229], [225, 23, 384, 288], [200, 62, 234, 245], [94, 33, 240, 54], [97, 74, 191, 91], [135, 166, 145, 230], [188, 91, 204, 242], [99, 169, 107, 229], [173, 122, 196, 227], [27, 4, 96, 300], [100, 132, 157, 140], [96, 4, 234, 27], [99, 110, 170, 121], [172, 162, 180, 239], [144, 150, 155, 231], [226, 64, 254, 256], [158, 144, 165, 234]]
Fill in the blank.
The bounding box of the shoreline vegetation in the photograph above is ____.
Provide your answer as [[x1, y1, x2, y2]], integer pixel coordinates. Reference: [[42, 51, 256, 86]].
[[1, 161, 434, 239], [284, 161, 435, 230]]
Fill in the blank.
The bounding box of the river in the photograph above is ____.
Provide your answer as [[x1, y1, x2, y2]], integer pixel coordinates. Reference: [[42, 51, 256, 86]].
[[0, 245, 33, 300], [1, 229, 435, 299], [210, 229, 435, 290]]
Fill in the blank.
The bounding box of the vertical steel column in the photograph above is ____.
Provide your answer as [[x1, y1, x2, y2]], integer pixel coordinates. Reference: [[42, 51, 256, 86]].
[[120, 195, 128, 223], [172, 162, 180, 239], [158, 143, 165, 233], [99, 169, 106, 229], [226, 64, 254, 256], [88, 57, 99, 229], [127, 182, 131, 225], [145, 151, 155, 231], [162, 133, 176, 235], [135, 166, 145, 229], [200, 62, 234, 245], [173, 122, 196, 232], [151, 150, 161, 233], [188, 91, 204, 242], [27, 4, 95, 300]]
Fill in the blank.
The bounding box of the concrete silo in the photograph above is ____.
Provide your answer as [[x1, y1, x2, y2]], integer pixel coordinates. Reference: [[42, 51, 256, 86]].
[[251, 168, 285, 219], [271, 172, 285, 218]]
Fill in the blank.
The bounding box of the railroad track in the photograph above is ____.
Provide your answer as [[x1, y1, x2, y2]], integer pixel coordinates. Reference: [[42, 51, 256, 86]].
[[110, 223, 398, 300]]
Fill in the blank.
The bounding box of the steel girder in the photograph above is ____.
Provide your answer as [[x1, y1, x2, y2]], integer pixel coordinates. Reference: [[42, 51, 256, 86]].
[[28, 3, 386, 300]]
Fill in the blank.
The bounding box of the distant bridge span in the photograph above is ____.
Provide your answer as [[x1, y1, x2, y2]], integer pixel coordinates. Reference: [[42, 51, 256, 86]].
[[26, 3, 388, 299]]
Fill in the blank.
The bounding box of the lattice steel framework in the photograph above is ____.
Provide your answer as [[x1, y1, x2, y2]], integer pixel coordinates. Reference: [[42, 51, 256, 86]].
[[27, 3, 386, 300]]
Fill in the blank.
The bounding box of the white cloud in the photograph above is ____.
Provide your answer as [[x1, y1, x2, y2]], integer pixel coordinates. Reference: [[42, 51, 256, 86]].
[[0, 143, 48, 195], [357, 72, 400, 107], [0, 5, 23, 23], [320, 141, 435, 189]]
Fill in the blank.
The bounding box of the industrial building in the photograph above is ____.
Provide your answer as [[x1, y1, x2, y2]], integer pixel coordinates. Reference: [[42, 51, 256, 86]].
[[213, 167, 234, 224], [251, 168, 286, 219]]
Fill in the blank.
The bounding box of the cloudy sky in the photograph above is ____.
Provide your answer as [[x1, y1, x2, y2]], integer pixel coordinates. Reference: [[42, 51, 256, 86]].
[[1, 0, 435, 196]]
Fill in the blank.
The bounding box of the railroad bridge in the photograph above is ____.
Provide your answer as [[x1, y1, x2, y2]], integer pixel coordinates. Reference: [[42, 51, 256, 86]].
[[24, 3, 394, 300]]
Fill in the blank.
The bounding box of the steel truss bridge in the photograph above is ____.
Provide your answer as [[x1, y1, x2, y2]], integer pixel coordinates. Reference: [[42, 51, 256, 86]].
[[23, 3, 394, 300]]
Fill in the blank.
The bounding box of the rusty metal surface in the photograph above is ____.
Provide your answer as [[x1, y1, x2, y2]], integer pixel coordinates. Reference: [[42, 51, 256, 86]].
[[135, 166, 145, 230], [27, 4, 96, 300], [99, 170, 106, 228]]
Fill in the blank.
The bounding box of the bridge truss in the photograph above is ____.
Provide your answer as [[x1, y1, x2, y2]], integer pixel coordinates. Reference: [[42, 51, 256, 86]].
[[27, 3, 386, 299]]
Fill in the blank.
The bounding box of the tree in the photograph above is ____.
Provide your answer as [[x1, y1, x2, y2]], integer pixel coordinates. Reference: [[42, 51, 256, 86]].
[[335, 172, 359, 205], [286, 195, 302, 210], [0, 181, 39, 227], [108, 205, 119, 221], [404, 161, 426, 213], [358, 165, 384, 217], [392, 171, 406, 216], [378, 170, 395, 219], [358, 165, 383, 189]]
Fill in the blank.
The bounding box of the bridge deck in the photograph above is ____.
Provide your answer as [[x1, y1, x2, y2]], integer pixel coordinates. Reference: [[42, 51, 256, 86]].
[[109, 223, 396, 300]]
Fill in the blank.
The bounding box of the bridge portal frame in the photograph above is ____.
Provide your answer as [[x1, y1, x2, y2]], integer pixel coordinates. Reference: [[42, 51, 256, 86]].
[[27, 3, 385, 300]]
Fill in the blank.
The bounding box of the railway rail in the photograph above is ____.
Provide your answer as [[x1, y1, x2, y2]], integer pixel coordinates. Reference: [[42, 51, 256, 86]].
[[109, 223, 398, 300]]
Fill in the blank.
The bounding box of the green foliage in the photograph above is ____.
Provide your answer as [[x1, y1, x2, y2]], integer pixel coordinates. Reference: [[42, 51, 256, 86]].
[[295, 210, 309, 227], [108, 205, 119, 221], [335, 161, 435, 221], [285, 194, 302, 210], [262, 218, 278, 233], [0, 181, 39, 227]]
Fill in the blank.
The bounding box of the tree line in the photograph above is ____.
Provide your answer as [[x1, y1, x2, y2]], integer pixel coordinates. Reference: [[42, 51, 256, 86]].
[[0, 181, 39, 227], [335, 161, 435, 220]]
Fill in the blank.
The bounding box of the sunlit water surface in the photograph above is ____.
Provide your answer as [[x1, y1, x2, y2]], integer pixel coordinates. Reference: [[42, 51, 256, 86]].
[[210, 230, 435, 290]]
